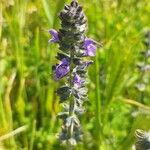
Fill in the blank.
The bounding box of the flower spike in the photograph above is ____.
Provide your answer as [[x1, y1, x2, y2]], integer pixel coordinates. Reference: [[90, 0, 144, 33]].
[[49, 0, 99, 147]]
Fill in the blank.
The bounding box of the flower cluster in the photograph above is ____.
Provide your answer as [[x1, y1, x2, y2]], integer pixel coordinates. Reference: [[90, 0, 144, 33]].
[[49, 0, 97, 146], [135, 31, 150, 102]]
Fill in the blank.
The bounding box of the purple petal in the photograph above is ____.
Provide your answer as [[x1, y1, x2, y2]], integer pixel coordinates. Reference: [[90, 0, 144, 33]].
[[61, 58, 70, 66], [49, 29, 59, 43], [84, 38, 96, 56], [84, 38, 94, 45], [54, 58, 70, 80], [73, 74, 82, 87]]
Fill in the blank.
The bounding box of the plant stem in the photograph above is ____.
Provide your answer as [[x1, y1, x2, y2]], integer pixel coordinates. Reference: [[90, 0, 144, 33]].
[[67, 48, 75, 150]]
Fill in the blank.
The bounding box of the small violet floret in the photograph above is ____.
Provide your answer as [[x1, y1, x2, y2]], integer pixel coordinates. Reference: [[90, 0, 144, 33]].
[[49, 29, 59, 43], [73, 74, 82, 87], [84, 38, 96, 56], [55, 58, 70, 80]]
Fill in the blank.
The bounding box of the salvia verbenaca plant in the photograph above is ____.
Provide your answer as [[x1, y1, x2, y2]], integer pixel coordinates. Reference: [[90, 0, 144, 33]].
[[48, 0, 97, 147], [133, 129, 150, 150], [135, 31, 150, 103]]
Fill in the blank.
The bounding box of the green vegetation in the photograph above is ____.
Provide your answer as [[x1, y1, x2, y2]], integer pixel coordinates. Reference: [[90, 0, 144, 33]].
[[0, 0, 150, 149]]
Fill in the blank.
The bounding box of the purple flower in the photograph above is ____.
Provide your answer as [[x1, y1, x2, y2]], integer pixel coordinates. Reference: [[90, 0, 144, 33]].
[[83, 38, 96, 56], [49, 29, 59, 43], [73, 74, 82, 87], [55, 58, 70, 80]]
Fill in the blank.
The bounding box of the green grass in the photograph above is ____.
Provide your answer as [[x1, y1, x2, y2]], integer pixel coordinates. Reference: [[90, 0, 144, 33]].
[[0, 0, 150, 149]]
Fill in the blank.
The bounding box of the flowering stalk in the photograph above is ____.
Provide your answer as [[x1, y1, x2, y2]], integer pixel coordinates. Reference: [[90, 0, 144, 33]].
[[49, 0, 97, 147], [136, 31, 150, 103], [132, 31, 150, 150]]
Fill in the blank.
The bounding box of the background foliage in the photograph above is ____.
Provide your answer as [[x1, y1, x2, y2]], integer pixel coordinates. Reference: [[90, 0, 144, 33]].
[[0, 0, 150, 149]]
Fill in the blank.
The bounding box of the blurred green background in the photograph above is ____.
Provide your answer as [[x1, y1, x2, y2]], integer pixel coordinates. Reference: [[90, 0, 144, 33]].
[[0, 0, 150, 149]]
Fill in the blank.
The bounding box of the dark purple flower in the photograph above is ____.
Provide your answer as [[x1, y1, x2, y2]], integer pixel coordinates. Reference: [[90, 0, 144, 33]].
[[55, 58, 70, 80], [83, 38, 96, 56], [49, 29, 59, 43], [73, 74, 82, 87]]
